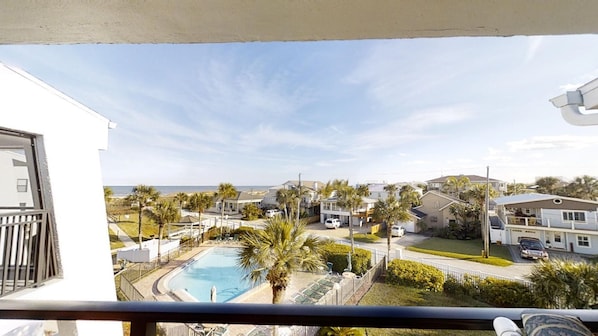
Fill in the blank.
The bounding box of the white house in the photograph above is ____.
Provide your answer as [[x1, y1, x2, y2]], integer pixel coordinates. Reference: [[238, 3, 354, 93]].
[[0, 63, 121, 335], [320, 196, 378, 227], [492, 193, 598, 255]]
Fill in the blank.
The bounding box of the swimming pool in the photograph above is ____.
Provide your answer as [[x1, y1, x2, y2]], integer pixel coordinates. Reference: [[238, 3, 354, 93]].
[[167, 247, 253, 303]]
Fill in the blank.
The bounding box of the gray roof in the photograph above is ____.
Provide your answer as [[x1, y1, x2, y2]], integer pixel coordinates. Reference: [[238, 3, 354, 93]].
[[493, 193, 598, 206], [426, 174, 502, 183]]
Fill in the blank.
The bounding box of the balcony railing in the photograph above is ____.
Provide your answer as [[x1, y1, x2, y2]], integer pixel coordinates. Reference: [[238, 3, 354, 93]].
[[0, 210, 59, 297], [506, 216, 542, 226], [1, 300, 598, 336]]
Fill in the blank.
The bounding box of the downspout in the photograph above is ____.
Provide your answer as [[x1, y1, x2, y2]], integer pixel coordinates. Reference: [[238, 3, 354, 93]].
[[550, 90, 598, 126]]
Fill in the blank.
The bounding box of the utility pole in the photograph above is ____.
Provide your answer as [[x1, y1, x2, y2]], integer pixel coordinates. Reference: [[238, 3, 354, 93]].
[[484, 166, 490, 258], [296, 173, 301, 227]]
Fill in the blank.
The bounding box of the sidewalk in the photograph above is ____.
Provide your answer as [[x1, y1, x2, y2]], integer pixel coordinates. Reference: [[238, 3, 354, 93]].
[[109, 223, 137, 252]]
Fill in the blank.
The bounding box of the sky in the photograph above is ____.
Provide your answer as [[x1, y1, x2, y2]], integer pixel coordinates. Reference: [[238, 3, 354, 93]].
[[1, 35, 598, 186]]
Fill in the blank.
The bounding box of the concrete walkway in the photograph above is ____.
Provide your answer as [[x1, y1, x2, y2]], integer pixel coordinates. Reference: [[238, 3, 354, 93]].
[[109, 223, 137, 254]]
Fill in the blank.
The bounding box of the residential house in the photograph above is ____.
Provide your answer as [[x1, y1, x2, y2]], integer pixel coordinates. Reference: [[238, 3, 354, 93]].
[[216, 191, 265, 214], [261, 180, 324, 215], [426, 174, 508, 196], [414, 190, 466, 230], [365, 182, 424, 201], [0, 63, 120, 335], [492, 193, 598, 255], [320, 196, 378, 228]]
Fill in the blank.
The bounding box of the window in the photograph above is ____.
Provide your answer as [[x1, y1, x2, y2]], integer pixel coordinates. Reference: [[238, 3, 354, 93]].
[[0, 129, 60, 297], [577, 235, 590, 247], [554, 234, 562, 243], [562, 211, 586, 222], [16, 178, 28, 192]]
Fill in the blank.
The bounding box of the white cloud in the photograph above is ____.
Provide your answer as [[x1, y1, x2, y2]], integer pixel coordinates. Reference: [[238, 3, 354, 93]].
[[525, 36, 543, 62], [507, 135, 598, 152]]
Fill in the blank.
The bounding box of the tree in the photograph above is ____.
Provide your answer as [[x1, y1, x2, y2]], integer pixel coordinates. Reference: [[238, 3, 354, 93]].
[[442, 175, 471, 199], [216, 183, 237, 236], [564, 175, 598, 200], [506, 182, 528, 196], [528, 259, 598, 309], [188, 192, 213, 243], [373, 188, 410, 266], [103, 186, 113, 204], [242, 203, 262, 220], [535, 176, 563, 195], [399, 185, 421, 207], [126, 185, 161, 249], [336, 181, 363, 255], [238, 217, 325, 305], [173, 192, 188, 215], [147, 200, 180, 260], [276, 188, 296, 220]]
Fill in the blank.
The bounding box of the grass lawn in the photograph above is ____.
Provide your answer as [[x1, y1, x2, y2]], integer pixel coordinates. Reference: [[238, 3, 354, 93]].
[[114, 212, 160, 243], [352, 233, 382, 244], [108, 227, 125, 250], [359, 281, 494, 336], [407, 237, 513, 266]]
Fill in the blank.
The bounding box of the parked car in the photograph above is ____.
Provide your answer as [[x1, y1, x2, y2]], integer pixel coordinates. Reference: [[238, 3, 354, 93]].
[[324, 218, 341, 229], [264, 209, 283, 218], [391, 225, 405, 237], [519, 237, 549, 260]]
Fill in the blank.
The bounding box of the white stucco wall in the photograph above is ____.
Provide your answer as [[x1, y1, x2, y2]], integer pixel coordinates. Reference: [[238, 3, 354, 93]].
[[0, 63, 121, 335]]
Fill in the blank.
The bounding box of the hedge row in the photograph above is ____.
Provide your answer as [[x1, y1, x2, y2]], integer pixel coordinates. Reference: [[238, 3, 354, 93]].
[[443, 274, 537, 307], [321, 242, 372, 275], [386, 259, 444, 292]]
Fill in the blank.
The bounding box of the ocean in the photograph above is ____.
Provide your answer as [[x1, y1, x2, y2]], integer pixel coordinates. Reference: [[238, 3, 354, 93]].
[[108, 185, 271, 197]]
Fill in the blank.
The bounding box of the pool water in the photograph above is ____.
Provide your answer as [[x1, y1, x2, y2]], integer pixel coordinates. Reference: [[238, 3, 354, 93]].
[[168, 247, 253, 303]]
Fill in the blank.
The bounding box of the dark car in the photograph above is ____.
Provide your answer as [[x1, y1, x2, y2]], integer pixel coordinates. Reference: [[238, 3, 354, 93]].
[[519, 237, 549, 261]]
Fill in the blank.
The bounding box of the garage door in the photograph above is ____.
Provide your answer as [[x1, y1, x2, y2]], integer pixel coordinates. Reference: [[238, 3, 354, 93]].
[[510, 229, 540, 244], [398, 220, 415, 233]]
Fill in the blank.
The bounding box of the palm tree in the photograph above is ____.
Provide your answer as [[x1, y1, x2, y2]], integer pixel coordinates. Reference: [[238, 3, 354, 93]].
[[188, 192, 214, 243], [103, 186, 113, 204], [276, 188, 296, 220], [173, 192, 188, 215], [238, 217, 325, 304], [336, 182, 363, 254], [442, 175, 470, 199], [216, 183, 237, 236], [528, 259, 598, 309], [147, 200, 180, 261], [126, 184, 161, 249], [399, 185, 421, 207], [374, 187, 410, 266]]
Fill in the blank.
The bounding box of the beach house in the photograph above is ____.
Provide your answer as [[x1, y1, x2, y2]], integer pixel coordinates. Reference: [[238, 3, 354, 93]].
[[0, 63, 120, 335]]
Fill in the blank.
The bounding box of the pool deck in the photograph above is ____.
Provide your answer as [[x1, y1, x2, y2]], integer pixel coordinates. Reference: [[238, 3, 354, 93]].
[[132, 242, 326, 335]]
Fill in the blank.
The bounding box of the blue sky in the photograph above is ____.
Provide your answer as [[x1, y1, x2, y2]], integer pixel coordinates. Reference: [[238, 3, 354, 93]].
[[1, 35, 598, 186]]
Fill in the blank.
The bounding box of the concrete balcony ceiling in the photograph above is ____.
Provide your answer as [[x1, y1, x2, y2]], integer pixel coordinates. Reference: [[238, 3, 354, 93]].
[[1, 1, 598, 44]]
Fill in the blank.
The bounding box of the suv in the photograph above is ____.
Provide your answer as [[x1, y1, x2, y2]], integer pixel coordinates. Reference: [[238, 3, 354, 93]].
[[264, 209, 283, 218], [519, 237, 549, 261], [324, 218, 341, 229]]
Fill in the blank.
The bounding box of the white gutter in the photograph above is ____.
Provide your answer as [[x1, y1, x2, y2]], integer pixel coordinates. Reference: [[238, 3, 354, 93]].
[[550, 78, 598, 126]]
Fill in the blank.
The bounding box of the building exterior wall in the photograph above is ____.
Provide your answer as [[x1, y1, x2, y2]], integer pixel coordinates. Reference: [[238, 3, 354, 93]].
[[417, 192, 459, 229], [0, 64, 121, 335]]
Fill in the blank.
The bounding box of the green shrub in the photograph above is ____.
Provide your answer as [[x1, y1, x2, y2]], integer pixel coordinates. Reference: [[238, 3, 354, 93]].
[[322, 242, 372, 274], [444, 274, 537, 308], [386, 259, 444, 292], [478, 277, 537, 308], [317, 327, 365, 336], [442, 275, 466, 296]]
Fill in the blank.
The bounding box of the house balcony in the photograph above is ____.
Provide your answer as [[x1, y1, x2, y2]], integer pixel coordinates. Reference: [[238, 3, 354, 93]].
[[0, 210, 59, 298], [505, 216, 598, 231], [1, 300, 598, 336]]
